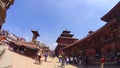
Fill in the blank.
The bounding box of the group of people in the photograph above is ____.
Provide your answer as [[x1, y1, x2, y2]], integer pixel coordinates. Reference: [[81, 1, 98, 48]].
[[58, 55, 91, 65], [58, 54, 107, 68], [58, 54, 84, 67]]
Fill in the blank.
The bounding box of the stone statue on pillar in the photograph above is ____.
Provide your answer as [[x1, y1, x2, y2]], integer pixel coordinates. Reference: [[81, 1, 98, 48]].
[[31, 30, 40, 44]]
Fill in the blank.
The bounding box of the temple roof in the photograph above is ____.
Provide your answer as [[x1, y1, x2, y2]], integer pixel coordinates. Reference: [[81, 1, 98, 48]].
[[101, 1, 120, 22], [11, 41, 39, 50], [56, 37, 78, 42], [62, 30, 71, 33], [63, 22, 112, 49], [63, 40, 79, 49], [60, 33, 74, 37], [56, 30, 77, 42], [58, 37, 78, 40], [60, 30, 73, 37]]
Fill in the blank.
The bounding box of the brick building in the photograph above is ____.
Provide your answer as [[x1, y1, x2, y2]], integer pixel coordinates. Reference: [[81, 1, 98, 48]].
[[63, 2, 120, 60]]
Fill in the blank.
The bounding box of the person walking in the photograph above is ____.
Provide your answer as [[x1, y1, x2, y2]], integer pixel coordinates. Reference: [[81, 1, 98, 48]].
[[34, 49, 42, 64], [61, 55, 65, 68], [83, 56, 88, 68], [37, 51, 42, 64], [100, 56, 105, 68], [65, 56, 69, 65], [78, 56, 82, 66], [117, 52, 120, 64], [44, 53, 48, 62], [58, 54, 62, 63], [70, 56, 73, 64], [85, 56, 88, 68]]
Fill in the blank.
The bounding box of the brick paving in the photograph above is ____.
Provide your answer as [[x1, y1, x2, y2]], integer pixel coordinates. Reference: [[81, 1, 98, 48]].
[[6, 46, 76, 68], [0, 45, 12, 68], [1, 45, 120, 68]]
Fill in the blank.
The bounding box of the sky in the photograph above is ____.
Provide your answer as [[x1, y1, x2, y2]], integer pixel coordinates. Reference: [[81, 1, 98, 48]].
[[2, 0, 120, 50]]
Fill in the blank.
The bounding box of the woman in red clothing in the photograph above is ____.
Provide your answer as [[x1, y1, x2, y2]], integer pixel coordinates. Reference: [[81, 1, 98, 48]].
[[100, 56, 105, 68]]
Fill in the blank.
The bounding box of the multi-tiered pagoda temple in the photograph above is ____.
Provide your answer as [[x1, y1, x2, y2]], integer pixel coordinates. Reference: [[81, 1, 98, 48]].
[[55, 30, 78, 56]]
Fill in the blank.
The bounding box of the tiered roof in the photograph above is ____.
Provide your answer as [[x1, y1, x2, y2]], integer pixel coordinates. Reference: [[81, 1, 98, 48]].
[[56, 30, 77, 42], [11, 41, 39, 50]]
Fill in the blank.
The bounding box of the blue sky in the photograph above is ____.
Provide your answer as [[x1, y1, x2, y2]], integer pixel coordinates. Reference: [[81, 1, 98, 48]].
[[2, 0, 120, 50]]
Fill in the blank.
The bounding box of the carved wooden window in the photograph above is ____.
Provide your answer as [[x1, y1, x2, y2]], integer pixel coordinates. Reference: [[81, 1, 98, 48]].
[[108, 31, 113, 39], [116, 12, 120, 21], [103, 35, 108, 40], [93, 36, 100, 44]]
